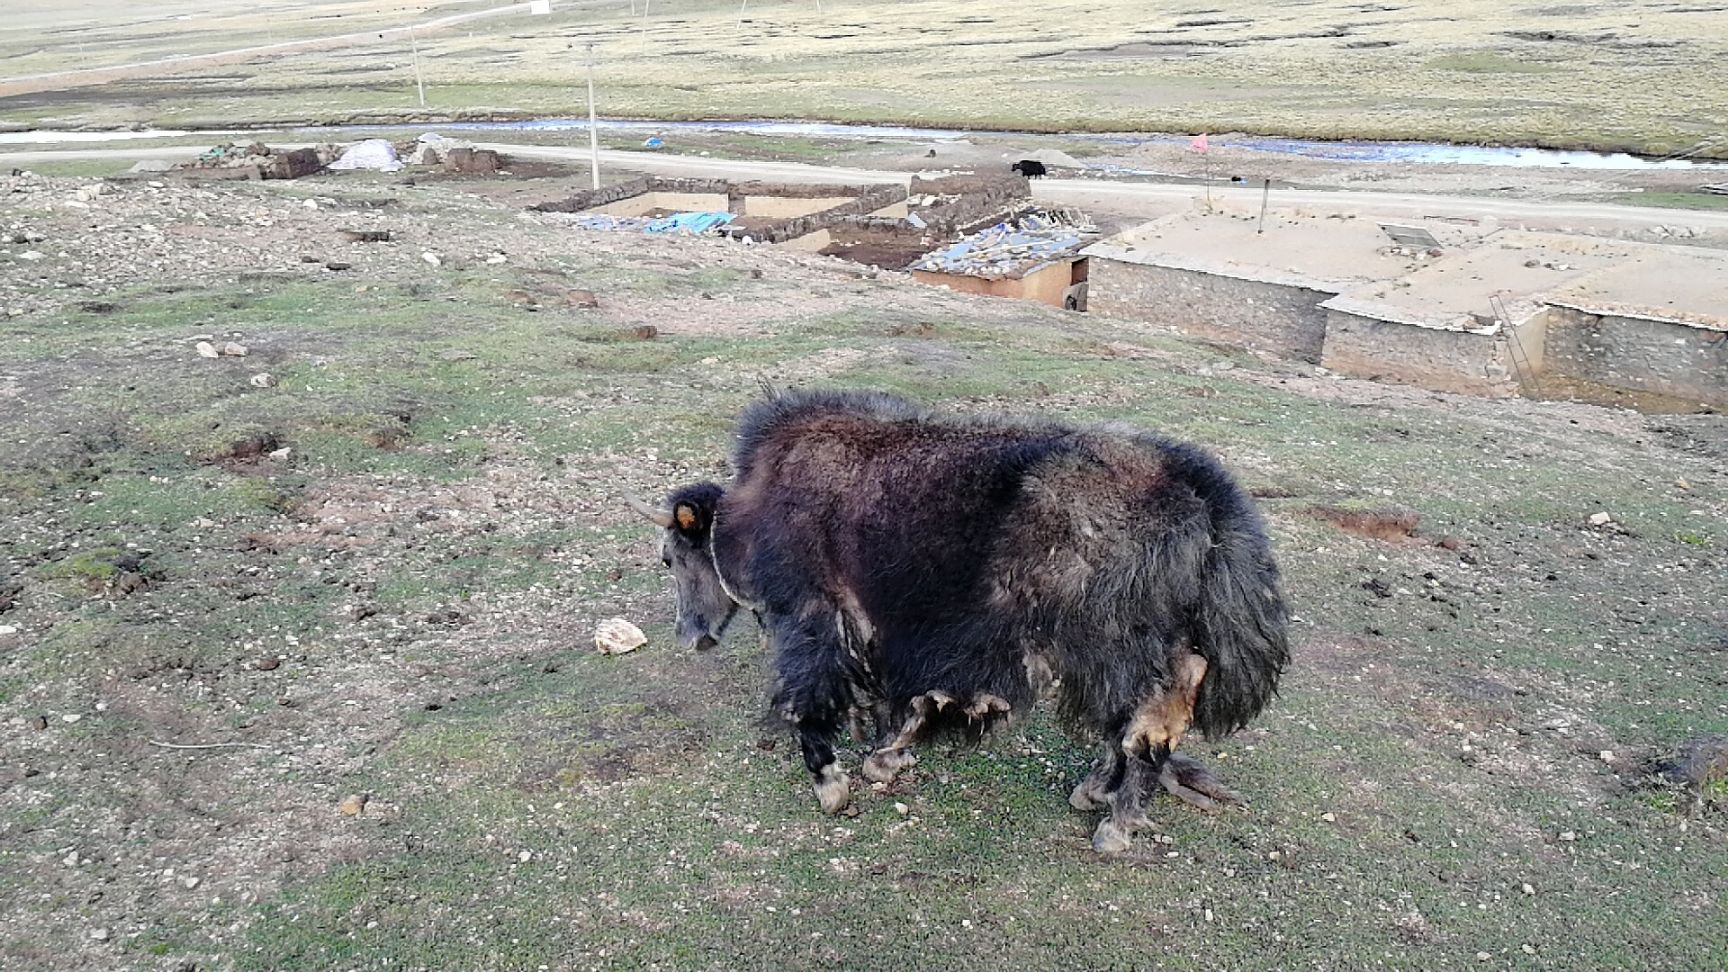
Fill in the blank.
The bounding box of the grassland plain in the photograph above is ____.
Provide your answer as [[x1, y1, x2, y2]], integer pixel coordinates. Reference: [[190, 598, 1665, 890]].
[[0, 171, 1725, 971], [4, 0, 1728, 159]]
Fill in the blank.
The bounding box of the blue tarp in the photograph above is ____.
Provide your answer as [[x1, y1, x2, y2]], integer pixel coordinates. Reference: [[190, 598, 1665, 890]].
[[561, 211, 735, 236]]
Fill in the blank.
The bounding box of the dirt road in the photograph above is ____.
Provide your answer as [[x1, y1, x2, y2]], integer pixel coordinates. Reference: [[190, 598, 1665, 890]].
[[7, 139, 1727, 237]]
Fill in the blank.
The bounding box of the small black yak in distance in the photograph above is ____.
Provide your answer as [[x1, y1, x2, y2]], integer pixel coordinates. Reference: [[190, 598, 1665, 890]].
[[630, 389, 1289, 853], [1011, 159, 1048, 178]]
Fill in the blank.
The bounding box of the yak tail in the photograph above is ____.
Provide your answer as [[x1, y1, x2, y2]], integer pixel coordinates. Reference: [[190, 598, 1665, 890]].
[[1190, 526, 1291, 740]]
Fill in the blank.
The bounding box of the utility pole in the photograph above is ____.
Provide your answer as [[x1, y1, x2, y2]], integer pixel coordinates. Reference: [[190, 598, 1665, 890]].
[[1258, 178, 1270, 234], [408, 25, 426, 108], [586, 42, 601, 189]]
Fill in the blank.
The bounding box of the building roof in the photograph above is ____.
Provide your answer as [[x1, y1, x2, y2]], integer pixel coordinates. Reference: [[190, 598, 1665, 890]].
[[1089, 209, 1728, 334], [909, 213, 1092, 280]]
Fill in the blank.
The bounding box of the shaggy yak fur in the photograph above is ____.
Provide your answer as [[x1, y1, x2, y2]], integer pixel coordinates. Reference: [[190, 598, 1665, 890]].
[[634, 389, 1289, 853]]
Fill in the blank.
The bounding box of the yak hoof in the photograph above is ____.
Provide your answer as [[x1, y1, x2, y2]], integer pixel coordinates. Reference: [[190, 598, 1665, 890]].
[[813, 766, 851, 815], [862, 748, 915, 785], [965, 694, 1012, 721], [1069, 780, 1106, 812], [1091, 819, 1134, 855], [1157, 753, 1244, 811]]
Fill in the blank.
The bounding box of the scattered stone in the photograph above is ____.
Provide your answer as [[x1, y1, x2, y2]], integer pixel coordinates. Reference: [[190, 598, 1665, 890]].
[[1521, 883, 1536, 895], [517, 850, 532, 864], [595, 618, 647, 655], [62, 713, 82, 724], [1320, 812, 1336, 822], [564, 289, 600, 309], [325, 261, 352, 272], [29, 715, 47, 731], [195, 341, 220, 358], [339, 229, 393, 243], [220, 341, 248, 357], [0, 624, 17, 636], [1559, 830, 1577, 842], [90, 928, 110, 942], [422, 252, 442, 268], [250, 373, 277, 388], [486, 253, 508, 265], [337, 793, 369, 816], [893, 802, 910, 815], [268, 446, 291, 461], [180, 875, 200, 889], [1587, 511, 1613, 527], [1435, 536, 1462, 551], [254, 656, 281, 671]]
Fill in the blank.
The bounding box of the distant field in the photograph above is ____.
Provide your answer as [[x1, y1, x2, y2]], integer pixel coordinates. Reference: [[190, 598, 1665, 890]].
[[3, 0, 1727, 157]]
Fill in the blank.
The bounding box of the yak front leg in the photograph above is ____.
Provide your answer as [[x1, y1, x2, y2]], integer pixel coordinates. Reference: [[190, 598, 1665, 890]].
[[771, 612, 855, 815]]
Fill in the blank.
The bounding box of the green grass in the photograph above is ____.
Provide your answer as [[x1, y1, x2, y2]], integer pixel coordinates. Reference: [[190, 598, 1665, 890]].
[[1601, 191, 1728, 212], [2, 214, 1725, 970]]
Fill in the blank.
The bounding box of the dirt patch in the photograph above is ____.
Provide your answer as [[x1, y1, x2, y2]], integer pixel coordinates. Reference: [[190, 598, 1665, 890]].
[[1307, 504, 1422, 542]]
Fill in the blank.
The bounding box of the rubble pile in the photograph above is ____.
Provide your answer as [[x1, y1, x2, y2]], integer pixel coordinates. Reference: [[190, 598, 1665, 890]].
[[173, 142, 340, 181]]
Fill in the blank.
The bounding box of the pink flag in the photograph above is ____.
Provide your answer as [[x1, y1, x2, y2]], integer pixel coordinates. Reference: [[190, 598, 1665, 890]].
[[1190, 133, 1209, 153]]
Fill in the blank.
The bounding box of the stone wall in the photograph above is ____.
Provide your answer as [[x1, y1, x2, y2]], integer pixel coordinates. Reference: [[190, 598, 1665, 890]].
[[1541, 305, 1728, 408], [1320, 310, 1516, 397], [1087, 259, 1330, 362]]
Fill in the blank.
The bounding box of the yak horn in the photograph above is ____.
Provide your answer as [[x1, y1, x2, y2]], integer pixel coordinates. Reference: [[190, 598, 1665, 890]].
[[625, 494, 675, 529]]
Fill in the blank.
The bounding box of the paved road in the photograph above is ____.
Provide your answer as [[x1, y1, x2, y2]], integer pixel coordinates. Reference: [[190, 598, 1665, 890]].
[[8, 139, 1727, 237]]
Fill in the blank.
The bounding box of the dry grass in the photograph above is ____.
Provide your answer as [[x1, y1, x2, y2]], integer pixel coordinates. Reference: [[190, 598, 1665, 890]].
[[3, 0, 1726, 156]]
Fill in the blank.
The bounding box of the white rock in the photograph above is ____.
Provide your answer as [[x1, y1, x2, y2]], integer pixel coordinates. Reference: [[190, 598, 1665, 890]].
[[181, 875, 200, 889], [220, 341, 248, 357], [268, 447, 292, 461], [90, 928, 110, 942], [303, 199, 319, 210], [595, 618, 647, 655], [19, 250, 44, 261], [62, 713, 82, 723], [0, 625, 17, 636], [422, 252, 442, 267], [485, 253, 508, 265], [195, 341, 219, 358], [250, 373, 277, 388], [1598, 750, 1614, 762], [1587, 512, 1613, 526]]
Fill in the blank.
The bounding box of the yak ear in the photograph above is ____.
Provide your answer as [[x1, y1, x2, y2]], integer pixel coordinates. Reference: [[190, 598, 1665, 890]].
[[674, 502, 703, 533]]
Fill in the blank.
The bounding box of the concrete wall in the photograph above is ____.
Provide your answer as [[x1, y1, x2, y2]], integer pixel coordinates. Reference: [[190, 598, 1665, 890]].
[[742, 195, 849, 218], [1321, 309, 1517, 397], [911, 259, 1082, 310], [591, 192, 729, 216], [1541, 305, 1728, 408], [1088, 259, 1330, 362]]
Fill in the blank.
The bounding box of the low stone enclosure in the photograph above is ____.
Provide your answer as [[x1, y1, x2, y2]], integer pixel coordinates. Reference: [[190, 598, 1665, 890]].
[[531, 176, 907, 243], [531, 171, 1035, 271], [1085, 209, 1728, 411]]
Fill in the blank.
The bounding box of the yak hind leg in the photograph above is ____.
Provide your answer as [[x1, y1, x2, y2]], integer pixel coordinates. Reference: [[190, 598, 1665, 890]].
[[1092, 651, 1210, 854], [861, 690, 956, 784], [1091, 741, 1160, 855]]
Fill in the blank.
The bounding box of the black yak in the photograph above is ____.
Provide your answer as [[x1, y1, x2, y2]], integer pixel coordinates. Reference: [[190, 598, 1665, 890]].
[[1011, 159, 1048, 178], [630, 389, 1289, 853]]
